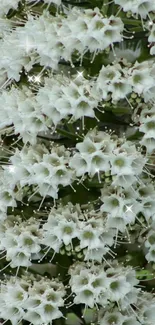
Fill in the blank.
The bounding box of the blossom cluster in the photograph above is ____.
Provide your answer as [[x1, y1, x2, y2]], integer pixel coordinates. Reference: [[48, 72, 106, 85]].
[[1, 60, 155, 147], [69, 261, 139, 308], [96, 60, 155, 103], [0, 7, 124, 81], [1, 129, 147, 202], [0, 274, 65, 325], [132, 104, 155, 153], [1, 175, 155, 269], [0, 0, 155, 325]]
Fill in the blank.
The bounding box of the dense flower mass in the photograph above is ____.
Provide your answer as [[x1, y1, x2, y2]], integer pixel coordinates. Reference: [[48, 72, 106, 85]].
[[0, 274, 65, 324], [0, 0, 155, 325], [69, 261, 139, 307]]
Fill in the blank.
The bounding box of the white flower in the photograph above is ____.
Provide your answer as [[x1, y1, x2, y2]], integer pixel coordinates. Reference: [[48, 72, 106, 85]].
[[31, 304, 63, 324], [114, 0, 155, 18], [100, 310, 124, 325], [145, 246, 155, 262], [69, 263, 109, 308], [150, 45, 155, 55], [43, 213, 78, 246], [24, 311, 43, 325], [114, 0, 139, 13], [107, 41, 141, 63], [42, 233, 62, 253], [108, 276, 132, 301], [69, 131, 116, 177], [4, 281, 28, 307], [140, 198, 155, 220], [139, 116, 155, 138], [148, 24, 155, 43], [110, 153, 134, 176], [145, 230, 155, 248], [0, 306, 25, 325], [140, 136, 155, 153], [141, 302, 155, 323], [128, 61, 155, 95], [109, 79, 132, 101], [78, 223, 102, 250]]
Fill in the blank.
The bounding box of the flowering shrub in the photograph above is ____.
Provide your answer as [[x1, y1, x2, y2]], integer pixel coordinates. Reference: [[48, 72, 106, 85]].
[[0, 0, 155, 324]]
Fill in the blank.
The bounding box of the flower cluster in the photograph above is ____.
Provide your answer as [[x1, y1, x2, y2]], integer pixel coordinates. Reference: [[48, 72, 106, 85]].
[[0, 86, 49, 144], [96, 59, 155, 103], [101, 178, 155, 230], [0, 0, 155, 324], [69, 261, 139, 308], [0, 274, 65, 325], [37, 73, 99, 124], [0, 7, 124, 81], [70, 129, 147, 188], [138, 106, 155, 153], [98, 290, 155, 325], [0, 173, 17, 221], [41, 203, 115, 262], [0, 216, 42, 267], [5, 144, 74, 199], [3, 129, 147, 205]]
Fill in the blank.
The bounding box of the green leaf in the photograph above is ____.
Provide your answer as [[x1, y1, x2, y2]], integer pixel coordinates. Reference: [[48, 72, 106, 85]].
[[136, 269, 154, 280]]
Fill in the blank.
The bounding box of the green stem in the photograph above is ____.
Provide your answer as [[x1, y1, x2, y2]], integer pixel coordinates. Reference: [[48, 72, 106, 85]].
[[37, 135, 52, 141], [129, 27, 144, 32], [121, 18, 142, 26], [101, 0, 109, 15], [56, 128, 81, 140]]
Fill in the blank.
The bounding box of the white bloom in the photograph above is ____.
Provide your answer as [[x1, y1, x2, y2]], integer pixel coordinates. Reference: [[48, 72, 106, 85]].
[[139, 116, 155, 138], [0, 275, 65, 325], [114, 0, 155, 18], [140, 136, 155, 153], [110, 153, 135, 176], [150, 45, 155, 55], [145, 230, 155, 248], [78, 223, 102, 250], [84, 245, 110, 262], [69, 262, 139, 309], [108, 41, 141, 63], [42, 233, 62, 253], [109, 79, 132, 101], [128, 61, 155, 95], [100, 310, 124, 325], [145, 246, 155, 262], [1, 218, 42, 267], [42, 204, 81, 251], [148, 24, 155, 43], [140, 302, 155, 323], [108, 276, 132, 301]]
